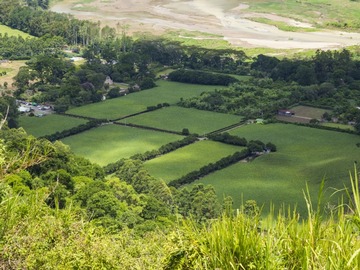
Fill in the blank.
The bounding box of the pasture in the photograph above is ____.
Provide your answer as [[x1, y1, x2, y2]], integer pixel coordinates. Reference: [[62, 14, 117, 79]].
[[19, 114, 88, 137], [321, 122, 355, 131], [61, 124, 183, 166], [66, 80, 221, 120], [196, 123, 360, 216], [0, 24, 32, 38], [144, 140, 245, 182], [277, 105, 330, 123], [119, 106, 243, 135], [291, 105, 330, 119]]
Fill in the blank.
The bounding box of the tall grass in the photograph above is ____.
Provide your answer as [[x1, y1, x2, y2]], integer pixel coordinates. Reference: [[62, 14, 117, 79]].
[[165, 168, 360, 269]]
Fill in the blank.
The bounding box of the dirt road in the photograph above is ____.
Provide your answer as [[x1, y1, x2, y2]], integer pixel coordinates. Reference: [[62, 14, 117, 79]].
[[50, 0, 360, 49]]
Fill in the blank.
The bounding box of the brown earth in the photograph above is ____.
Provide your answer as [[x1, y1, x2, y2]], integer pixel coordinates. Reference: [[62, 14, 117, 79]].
[[51, 0, 360, 50]]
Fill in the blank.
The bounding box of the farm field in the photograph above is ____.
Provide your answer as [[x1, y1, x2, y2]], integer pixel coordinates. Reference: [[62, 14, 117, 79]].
[[61, 124, 183, 166], [195, 123, 360, 216], [321, 122, 355, 131], [119, 106, 243, 135], [277, 105, 330, 123], [66, 80, 222, 120], [19, 114, 88, 137], [144, 140, 245, 182], [291, 105, 330, 119]]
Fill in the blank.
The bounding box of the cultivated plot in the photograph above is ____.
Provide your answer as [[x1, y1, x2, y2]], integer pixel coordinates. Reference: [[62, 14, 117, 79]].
[[19, 114, 88, 137], [196, 123, 360, 216], [144, 140, 245, 182], [66, 80, 221, 120], [61, 124, 183, 166], [118, 106, 243, 135]]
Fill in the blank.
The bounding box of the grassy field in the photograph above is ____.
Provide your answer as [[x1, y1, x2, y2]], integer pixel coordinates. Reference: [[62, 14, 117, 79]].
[[195, 123, 360, 216], [321, 122, 355, 131], [144, 140, 245, 182], [66, 80, 222, 120], [291, 105, 330, 119], [119, 106, 243, 135], [19, 114, 88, 137], [0, 24, 32, 38], [248, 0, 360, 30], [61, 124, 183, 166], [0, 61, 26, 91], [277, 105, 331, 123]]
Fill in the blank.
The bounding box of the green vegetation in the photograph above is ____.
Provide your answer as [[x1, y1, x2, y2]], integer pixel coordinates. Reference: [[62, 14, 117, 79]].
[[67, 81, 221, 120], [0, 24, 32, 38], [19, 114, 88, 137], [196, 123, 360, 215], [321, 122, 355, 131], [248, 0, 360, 30], [291, 105, 330, 119], [61, 124, 183, 166], [247, 17, 316, 32], [119, 106, 243, 135], [144, 140, 244, 182]]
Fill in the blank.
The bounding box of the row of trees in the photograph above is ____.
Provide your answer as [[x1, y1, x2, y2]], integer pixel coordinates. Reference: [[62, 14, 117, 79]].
[[168, 69, 239, 86], [168, 149, 250, 188]]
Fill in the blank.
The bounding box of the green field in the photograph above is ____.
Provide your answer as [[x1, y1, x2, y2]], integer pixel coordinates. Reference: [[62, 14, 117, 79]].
[[248, 0, 360, 29], [291, 105, 330, 119], [321, 122, 355, 131], [61, 124, 183, 166], [195, 123, 360, 216], [144, 140, 245, 182], [66, 80, 222, 120], [19, 114, 88, 137], [119, 106, 243, 135], [0, 24, 32, 38]]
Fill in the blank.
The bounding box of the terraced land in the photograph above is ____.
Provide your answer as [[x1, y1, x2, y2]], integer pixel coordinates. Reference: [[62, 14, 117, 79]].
[[195, 123, 360, 216], [19, 114, 88, 137], [66, 81, 222, 120], [119, 106, 243, 135], [61, 124, 183, 166], [144, 140, 245, 182]]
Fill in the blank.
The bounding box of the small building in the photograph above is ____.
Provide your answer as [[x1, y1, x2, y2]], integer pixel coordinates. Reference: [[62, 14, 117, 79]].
[[278, 109, 294, 117]]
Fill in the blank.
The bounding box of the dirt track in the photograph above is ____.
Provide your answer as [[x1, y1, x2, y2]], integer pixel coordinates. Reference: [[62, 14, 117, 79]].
[[51, 0, 360, 49]]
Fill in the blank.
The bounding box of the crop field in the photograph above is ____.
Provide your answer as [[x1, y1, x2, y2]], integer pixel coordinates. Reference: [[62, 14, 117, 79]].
[[66, 80, 221, 120], [144, 140, 245, 182], [19, 114, 88, 137], [195, 123, 360, 216], [61, 124, 183, 166], [0, 24, 32, 38], [119, 106, 243, 135]]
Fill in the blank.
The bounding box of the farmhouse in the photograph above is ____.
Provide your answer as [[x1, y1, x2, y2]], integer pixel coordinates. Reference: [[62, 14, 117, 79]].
[[278, 109, 294, 117]]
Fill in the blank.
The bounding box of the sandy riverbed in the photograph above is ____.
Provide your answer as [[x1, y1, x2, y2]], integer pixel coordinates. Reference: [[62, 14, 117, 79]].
[[50, 0, 360, 49]]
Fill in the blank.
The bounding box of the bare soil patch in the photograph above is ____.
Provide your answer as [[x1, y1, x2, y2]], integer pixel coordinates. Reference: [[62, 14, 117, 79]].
[[0, 61, 26, 91], [51, 0, 360, 50]]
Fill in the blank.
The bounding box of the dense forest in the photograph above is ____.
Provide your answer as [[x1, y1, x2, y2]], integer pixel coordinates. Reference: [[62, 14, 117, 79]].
[[1, 1, 360, 268]]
